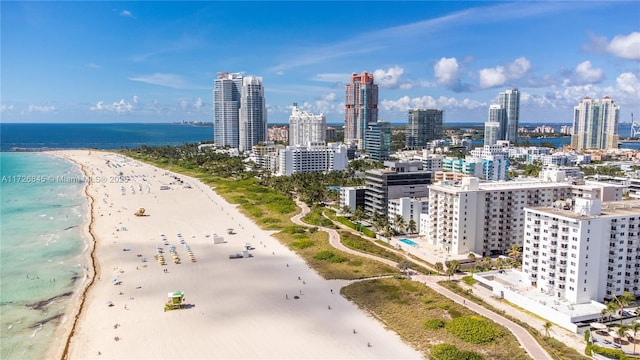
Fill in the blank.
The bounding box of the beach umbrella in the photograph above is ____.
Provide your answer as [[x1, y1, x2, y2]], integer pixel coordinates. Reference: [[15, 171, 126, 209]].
[[609, 329, 621, 338], [590, 322, 607, 330]]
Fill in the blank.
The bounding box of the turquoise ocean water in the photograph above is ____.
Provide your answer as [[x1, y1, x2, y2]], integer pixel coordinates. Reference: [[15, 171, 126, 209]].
[[1, 152, 88, 360]]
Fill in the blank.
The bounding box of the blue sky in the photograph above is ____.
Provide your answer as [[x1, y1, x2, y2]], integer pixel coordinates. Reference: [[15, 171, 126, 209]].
[[2, 1, 639, 124]]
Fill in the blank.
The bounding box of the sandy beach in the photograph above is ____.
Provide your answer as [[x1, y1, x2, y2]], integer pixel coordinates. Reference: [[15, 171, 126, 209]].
[[53, 150, 422, 359]]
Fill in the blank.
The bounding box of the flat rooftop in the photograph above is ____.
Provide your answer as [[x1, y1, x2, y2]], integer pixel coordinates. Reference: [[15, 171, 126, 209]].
[[476, 269, 605, 319]]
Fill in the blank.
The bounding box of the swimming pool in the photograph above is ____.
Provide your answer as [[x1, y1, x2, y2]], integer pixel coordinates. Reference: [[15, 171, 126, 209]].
[[399, 238, 418, 247]]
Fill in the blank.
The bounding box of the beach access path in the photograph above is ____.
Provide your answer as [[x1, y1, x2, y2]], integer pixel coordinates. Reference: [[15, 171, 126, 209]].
[[57, 150, 422, 360], [292, 199, 554, 360]]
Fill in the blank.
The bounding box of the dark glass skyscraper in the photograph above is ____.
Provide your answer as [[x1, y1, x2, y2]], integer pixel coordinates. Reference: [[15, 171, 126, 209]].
[[405, 109, 443, 149]]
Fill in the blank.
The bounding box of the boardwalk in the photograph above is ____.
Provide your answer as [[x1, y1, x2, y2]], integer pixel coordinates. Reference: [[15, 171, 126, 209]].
[[292, 199, 552, 360]]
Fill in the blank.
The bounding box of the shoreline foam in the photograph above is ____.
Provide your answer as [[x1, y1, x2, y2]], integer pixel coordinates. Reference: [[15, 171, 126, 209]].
[[53, 150, 422, 359], [45, 155, 98, 360]]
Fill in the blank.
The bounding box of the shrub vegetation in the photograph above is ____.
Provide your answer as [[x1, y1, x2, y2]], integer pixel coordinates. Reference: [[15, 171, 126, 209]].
[[445, 316, 503, 344]]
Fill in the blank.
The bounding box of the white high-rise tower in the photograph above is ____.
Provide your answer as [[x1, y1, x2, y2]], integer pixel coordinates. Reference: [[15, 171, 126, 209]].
[[214, 72, 243, 148], [571, 96, 620, 150], [288, 103, 326, 146], [499, 88, 520, 143], [239, 76, 267, 152]]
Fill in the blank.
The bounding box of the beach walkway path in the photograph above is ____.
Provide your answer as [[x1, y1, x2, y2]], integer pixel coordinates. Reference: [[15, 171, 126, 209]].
[[291, 199, 553, 360]]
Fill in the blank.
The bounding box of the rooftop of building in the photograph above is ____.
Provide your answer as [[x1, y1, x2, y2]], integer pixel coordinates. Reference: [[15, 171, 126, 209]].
[[528, 199, 640, 220], [429, 177, 572, 193], [475, 269, 605, 319]]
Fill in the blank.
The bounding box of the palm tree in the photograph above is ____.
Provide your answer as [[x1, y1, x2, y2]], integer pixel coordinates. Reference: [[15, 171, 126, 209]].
[[381, 223, 394, 240], [600, 307, 610, 323], [543, 321, 553, 338], [445, 260, 460, 280], [495, 258, 505, 270], [508, 244, 522, 263], [341, 205, 351, 216], [393, 214, 405, 235], [352, 207, 365, 231], [467, 253, 476, 262], [407, 219, 417, 235], [603, 301, 618, 323], [481, 257, 493, 271], [627, 321, 640, 354], [371, 211, 382, 232], [613, 292, 636, 323], [434, 262, 444, 275]]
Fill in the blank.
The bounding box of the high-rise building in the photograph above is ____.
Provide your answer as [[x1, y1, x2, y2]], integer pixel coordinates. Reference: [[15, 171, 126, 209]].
[[499, 88, 520, 143], [214, 72, 243, 148], [365, 120, 391, 162], [345, 72, 378, 150], [427, 175, 622, 257], [484, 121, 501, 146], [288, 103, 326, 146], [406, 109, 444, 149], [523, 198, 640, 304], [277, 142, 348, 176], [486, 103, 506, 145], [239, 76, 267, 152], [364, 161, 432, 217], [571, 96, 620, 151]]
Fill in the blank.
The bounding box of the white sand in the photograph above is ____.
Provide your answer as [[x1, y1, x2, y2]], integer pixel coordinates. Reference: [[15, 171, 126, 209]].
[[56, 150, 422, 359]]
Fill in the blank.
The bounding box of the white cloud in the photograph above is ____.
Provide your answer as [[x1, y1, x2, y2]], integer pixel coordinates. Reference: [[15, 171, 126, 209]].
[[128, 73, 191, 89], [584, 31, 640, 60], [574, 61, 605, 84], [380, 95, 484, 112], [193, 97, 203, 110], [478, 67, 507, 89], [607, 32, 640, 60], [478, 57, 531, 88], [321, 93, 336, 102], [28, 104, 55, 113], [616, 72, 640, 96], [180, 98, 205, 112], [1, 104, 15, 112], [434, 57, 460, 87], [270, 2, 598, 73], [91, 99, 135, 113], [373, 66, 405, 89], [120, 10, 134, 18]]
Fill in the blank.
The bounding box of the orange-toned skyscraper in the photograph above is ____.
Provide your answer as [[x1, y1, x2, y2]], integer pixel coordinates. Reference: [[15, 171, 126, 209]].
[[345, 72, 378, 150]]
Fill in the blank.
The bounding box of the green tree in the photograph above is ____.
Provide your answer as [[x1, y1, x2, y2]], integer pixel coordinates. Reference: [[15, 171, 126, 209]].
[[407, 219, 417, 234], [508, 244, 522, 264], [445, 260, 460, 280], [352, 207, 365, 231], [543, 321, 553, 338], [393, 214, 406, 235], [341, 205, 351, 216], [434, 262, 444, 275], [612, 292, 636, 323]]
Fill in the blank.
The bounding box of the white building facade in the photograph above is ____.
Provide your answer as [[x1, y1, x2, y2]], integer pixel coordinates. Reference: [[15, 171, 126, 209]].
[[239, 76, 267, 152], [288, 103, 326, 146], [571, 96, 620, 151], [428, 178, 574, 256], [387, 197, 428, 234], [214, 72, 243, 148], [277, 142, 348, 176], [523, 198, 640, 304]]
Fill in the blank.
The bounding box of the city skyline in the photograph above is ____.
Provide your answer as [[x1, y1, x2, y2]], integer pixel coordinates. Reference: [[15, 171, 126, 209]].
[[2, 1, 639, 124]]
